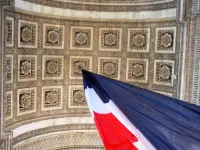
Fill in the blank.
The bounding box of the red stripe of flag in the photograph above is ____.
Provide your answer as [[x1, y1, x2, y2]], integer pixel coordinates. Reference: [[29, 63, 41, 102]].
[[94, 111, 138, 150]]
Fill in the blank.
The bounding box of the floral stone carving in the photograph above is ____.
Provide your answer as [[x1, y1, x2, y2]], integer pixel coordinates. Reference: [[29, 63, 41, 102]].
[[68, 85, 87, 108], [17, 88, 36, 115], [70, 26, 93, 50], [18, 20, 38, 48], [43, 24, 64, 49], [156, 27, 176, 53], [154, 60, 174, 86], [126, 58, 148, 83], [43, 56, 63, 80], [98, 57, 120, 79], [128, 28, 150, 52], [42, 86, 63, 110], [69, 56, 92, 79], [99, 28, 122, 51], [18, 55, 37, 81]]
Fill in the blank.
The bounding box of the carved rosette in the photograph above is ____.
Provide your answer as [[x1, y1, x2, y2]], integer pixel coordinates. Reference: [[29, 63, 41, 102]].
[[42, 86, 63, 110], [18, 55, 37, 81], [43, 24, 64, 49], [18, 20, 38, 48], [156, 27, 176, 53], [98, 57, 121, 79], [128, 28, 150, 52], [154, 60, 175, 86], [75, 32, 88, 45], [68, 85, 87, 108], [46, 60, 58, 74], [99, 28, 122, 51], [17, 88, 36, 116], [70, 26, 93, 50], [69, 56, 92, 79], [42, 55, 64, 80], [126, 58, 148, 83]]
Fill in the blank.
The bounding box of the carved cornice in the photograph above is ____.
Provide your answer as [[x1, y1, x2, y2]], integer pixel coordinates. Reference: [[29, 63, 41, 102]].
[[23, 0, 177, 12], [13, 124, 97, 145], [13, 130, 103, 150], [54, 146, 104, 150]]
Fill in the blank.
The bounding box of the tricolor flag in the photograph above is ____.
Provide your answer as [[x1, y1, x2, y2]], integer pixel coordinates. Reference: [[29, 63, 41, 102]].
[[82, 70, 200, 150]]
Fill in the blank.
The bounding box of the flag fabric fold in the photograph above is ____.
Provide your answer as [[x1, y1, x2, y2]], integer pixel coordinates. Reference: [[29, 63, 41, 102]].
[[82, 70, 200, 150]]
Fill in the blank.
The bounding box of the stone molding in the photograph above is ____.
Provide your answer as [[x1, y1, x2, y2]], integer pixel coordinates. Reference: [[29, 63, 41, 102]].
[[23, 0, 177, 12], [13, 130, 103, 150]]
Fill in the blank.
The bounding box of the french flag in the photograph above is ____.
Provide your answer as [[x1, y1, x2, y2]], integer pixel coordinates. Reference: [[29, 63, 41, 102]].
[[82, 70, 200, 150]]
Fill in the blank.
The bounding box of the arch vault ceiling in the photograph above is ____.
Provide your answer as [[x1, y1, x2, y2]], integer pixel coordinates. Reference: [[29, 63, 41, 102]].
[[2, 0, 197, 150], [3, 6, 182, 148]]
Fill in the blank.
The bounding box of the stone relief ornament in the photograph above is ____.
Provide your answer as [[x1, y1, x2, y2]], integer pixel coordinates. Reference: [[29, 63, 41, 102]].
[[98, 57, 121, 79], [103, 62, 117, 76], [104, 33, 117, 46], [128, 28, 150, 52], [46, 60, 58, 74], [68, 85, 87, 108], [73, 90, 85, 103], [5, 55, 13, 84], [75, 32, 88, 45], [20, 60, 31, 75], [45, 91, 58, 104], [5, 17, 14, 47], [154, 60, 175, 86], [13, 131, 102, 150], [17, 88, 36, 116], [42, 55, 64, 80], [18, 20, 38, 48], [132, 64, 144, 77], [42, 86, 63, 110], [132, 34, 145, 47], [18, 55, 37, 81], [161, 33, 173, 48], [159, 65, 171, 80], [19, 93, 32, 109], [99, 28, 122, 51], [74, 61, 87, 74], [70, 26, 93, 50], [69, 56, 92, 79], [21, 27, 32, 42], [43, 24, 64, 49], [47, 30, 59, 44], [4, 91, 13, 120], [126, 58, 148, 83], [155, 27, 176, 53]]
